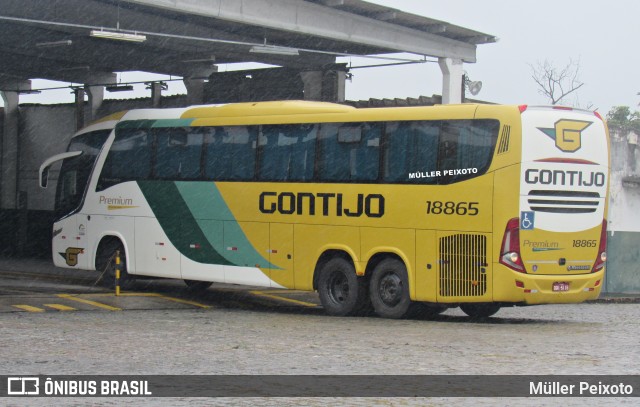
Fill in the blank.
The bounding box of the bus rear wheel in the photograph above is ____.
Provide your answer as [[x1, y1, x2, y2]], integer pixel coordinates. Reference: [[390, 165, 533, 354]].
[[460, 303, 500, 319], [369, 258, 411, 319], [317, 257, 369, 316]]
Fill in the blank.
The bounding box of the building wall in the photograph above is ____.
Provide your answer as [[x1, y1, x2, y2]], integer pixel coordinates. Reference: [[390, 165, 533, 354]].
[[606, 129, 640, 293], [1, 96, 189, 256]]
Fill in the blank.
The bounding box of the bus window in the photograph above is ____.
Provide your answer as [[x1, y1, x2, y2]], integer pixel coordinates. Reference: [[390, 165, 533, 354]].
[[55, 130, 110, 217], [155, 128, 203, 179], [98, 128, 152, 189], [204, 126, 257, 181], [438, 120, 499, 184], [383, 121, 439, 184], [259, 124, 317, 181], [318, 122, 380, 182]]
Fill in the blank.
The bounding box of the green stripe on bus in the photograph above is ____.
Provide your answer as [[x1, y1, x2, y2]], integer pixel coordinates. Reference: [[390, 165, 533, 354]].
[[138, 181, 232, 265], [175, 182, 278, 269], [151, 119, 195, 128], [138, 181, 276, 269], [115, 118, 195, 131]]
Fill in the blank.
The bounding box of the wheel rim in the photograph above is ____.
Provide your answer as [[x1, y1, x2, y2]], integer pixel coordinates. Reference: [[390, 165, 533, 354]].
[[326, 271, 349, 305], [378, 272, 403, 307]]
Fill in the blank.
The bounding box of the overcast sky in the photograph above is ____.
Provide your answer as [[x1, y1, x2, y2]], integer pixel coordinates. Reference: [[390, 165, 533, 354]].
[[5, 0, 639, 114], [349, 0, 640, 113]]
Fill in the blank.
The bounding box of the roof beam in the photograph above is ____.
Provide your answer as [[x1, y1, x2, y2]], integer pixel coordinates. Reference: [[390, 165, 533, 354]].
[[122, 0, 478, 62]]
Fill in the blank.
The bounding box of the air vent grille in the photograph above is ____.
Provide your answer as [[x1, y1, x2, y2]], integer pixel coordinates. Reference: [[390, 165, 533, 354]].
[[527, 190, 600, 214], [497, 125, 510, 154], [439, 234, 487, 297]]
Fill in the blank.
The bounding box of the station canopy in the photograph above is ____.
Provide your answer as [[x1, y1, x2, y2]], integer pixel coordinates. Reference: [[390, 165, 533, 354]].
[[0, 0, 496, 90]]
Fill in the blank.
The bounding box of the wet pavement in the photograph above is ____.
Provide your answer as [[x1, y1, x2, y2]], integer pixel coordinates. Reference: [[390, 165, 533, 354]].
[[1, 258, 639, 406]]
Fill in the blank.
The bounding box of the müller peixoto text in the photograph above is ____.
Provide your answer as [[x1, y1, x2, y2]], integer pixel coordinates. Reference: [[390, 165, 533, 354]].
[[530, 381, 634, 396]]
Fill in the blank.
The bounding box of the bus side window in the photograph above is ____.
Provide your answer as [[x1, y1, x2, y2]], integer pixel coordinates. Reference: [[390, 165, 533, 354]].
[[438, 122, 459, 182], [383, 121, 438, 184], [351, 123, 380, 182], [205, 126, 257, 181], [98, 129, 152, 189], [438, 120, 500, 184], [318, 122, 379, 182], [155, 128, 203, 179], [259, 124, 317, 181], [204, 127, 225, 180], [288, 124, 317, 181]]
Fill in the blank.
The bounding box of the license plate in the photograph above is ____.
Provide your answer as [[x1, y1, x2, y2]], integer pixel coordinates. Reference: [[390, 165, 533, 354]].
[[553, 282, 570, 292]]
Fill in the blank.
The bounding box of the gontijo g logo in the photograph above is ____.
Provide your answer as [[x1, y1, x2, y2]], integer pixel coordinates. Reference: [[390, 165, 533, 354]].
[[538, 119, 592, 153]]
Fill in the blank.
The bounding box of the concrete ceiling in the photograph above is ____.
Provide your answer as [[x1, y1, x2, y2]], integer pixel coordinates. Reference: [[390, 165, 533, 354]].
[[0, 0, 496, 90]]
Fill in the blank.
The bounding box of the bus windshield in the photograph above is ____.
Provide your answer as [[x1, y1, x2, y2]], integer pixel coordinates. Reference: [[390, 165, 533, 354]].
[[55, 130, 110, 219]]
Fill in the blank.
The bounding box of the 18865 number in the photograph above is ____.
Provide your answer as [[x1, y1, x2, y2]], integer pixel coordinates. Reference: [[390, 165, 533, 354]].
[[426, 201, 479, 216]]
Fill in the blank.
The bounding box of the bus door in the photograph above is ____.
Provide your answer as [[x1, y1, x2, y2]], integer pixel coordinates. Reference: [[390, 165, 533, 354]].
[[269, 223, 294, 288]]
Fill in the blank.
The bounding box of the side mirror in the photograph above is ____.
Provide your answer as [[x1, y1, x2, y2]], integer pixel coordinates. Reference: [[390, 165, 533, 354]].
[[39, 151, 83, 189], [40, 166, 50, 189]]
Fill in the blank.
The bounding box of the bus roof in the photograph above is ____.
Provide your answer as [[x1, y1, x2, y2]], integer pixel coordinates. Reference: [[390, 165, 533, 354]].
[[182, 100, 356, 119]]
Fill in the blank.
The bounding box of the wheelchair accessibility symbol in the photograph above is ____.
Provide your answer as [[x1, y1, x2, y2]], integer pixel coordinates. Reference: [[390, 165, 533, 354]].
[[521, 211, 535, 230]]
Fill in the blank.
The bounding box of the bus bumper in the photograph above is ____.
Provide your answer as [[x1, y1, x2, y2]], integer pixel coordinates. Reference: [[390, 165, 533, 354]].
[[493, 265, 605, 305]]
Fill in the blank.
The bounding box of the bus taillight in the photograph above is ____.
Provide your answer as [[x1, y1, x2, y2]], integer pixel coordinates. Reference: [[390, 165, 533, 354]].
[[500, 218, 525, 273], [592, 220, 608, 273]]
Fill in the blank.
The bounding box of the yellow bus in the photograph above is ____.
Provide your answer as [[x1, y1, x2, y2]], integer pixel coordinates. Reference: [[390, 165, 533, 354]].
[[39, 101, 609, 318]]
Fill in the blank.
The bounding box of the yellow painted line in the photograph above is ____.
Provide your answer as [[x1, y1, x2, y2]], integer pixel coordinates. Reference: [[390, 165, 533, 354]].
[[44, 303, 76, 312], [154, 295, 211, 309], [76, 292, 211, 309], [57, 294, 121, 311], [250, 290, 318, 307], [12, 305, 45, 312]]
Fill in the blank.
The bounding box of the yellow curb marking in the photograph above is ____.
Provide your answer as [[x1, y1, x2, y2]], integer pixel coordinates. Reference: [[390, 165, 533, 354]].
[[57, 294, 122, 311], [70, 292, 211, 309], [44, 303, 76, 311], [250, 290, 318, 307], [12, 305, 45, 312]]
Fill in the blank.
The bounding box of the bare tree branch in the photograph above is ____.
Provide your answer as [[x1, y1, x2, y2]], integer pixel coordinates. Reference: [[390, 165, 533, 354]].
[[529, 58, 585, 105]]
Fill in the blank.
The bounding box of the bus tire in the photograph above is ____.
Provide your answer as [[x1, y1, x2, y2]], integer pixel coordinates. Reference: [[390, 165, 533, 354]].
[[96, 239, 133, 289], [460, 303, 500, 319], [317, 257, 368, 316], [184, 280, 213, 292], [369, 258, 411, 319]]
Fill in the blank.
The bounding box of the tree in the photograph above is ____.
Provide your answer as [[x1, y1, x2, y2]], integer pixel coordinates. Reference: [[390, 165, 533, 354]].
[[530, 58, 585, 106], [606, 106, 640, 133]]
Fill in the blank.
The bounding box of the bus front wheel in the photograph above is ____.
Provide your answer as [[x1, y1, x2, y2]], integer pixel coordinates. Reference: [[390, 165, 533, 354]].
[[96, 239, 133, 288], [369, 258, 411, 319], [460, 303, 500, 319], [317, 257, 369, 316], [184, 280, 213, 292]]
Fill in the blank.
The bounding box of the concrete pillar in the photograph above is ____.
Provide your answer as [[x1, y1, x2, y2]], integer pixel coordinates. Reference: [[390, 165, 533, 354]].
[[74, 87, 86, 130], [1, 90, 20, 210], [300, 71, 323, 101], [183, 78, 205, 106], [301, 69, 347, 102], [438, 57, 463, 104], [150, 82, 162, 108], [334, 70, 346, 103], [86, 84, 104, 121]]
